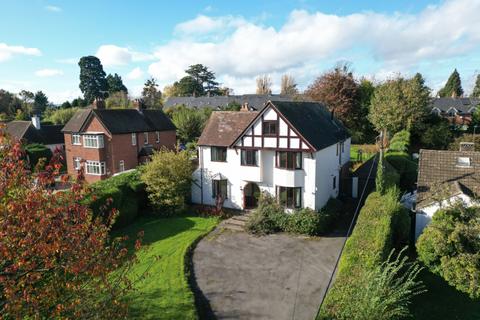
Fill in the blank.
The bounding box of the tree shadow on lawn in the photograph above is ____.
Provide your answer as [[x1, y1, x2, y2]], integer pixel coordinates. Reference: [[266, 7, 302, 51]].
[[410, 269, 480, 320], [113, 215, 196, 248]]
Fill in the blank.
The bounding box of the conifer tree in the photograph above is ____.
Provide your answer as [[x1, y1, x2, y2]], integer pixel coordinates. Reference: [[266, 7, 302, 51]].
[[438, 69, 463, 97]]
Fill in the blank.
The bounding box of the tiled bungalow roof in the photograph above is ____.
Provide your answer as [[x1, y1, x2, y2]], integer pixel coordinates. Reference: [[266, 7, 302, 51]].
[[431, 97, 480, 114], [4, 120, 64, 145]]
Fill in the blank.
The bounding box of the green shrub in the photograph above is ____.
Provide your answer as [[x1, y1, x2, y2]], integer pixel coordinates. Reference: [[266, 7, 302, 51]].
[[417, 205, 480, 298], [24, 143, 52, 169], [389, 130, 410, 153], [88, 170, 145, 229], [246, 195, 343, 236], [385, 152, 417, 191], [320, 187, 414, 319]]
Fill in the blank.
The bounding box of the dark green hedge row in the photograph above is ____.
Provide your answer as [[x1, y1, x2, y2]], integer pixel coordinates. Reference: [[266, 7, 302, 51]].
[[87, 170, 147, 229], [25, 143, 52, 169]]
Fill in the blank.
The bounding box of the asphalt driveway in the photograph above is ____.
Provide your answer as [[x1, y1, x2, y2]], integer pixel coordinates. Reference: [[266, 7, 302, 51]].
[[192, 228, 345, 320]]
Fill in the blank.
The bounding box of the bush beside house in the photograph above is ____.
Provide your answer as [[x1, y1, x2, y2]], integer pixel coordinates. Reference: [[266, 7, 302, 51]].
[[24, 143, 53, 169], [245, 194, 344, 236], [87, 170, 146, 229]]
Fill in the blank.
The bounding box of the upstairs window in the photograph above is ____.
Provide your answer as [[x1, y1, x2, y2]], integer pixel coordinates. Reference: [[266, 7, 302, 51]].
[[144, 132, 149, 145], [72, 134, 81, 145], [131, 133, 137, 146], [277, 186, 301, 209], [212, 179, 228, 199], [83, 135, 104, 148], [241, 149, 258, 166], [262, 120, 277, 136], [276, 151, 302, 170], [211, 147, 227, 162]]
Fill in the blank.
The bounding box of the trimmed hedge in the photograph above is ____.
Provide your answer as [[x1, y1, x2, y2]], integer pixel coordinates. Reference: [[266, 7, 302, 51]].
[[24, 143, 52, 169], [87, 170, 146, 229]]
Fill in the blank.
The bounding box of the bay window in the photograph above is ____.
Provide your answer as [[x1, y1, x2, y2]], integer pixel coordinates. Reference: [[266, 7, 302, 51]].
[[241, 149, 258, 166], [83, 134, 104, 148], [85, 160, 106, 175], [277, 186, 302, 208], [276, 151, 302, 169], [211, 147, 227, 162]]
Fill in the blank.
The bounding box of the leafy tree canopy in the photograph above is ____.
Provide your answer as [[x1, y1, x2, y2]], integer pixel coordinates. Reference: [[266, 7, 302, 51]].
[[185, 64, 219, 95], [142, 78, 163, 109], [33, 91, 49, 115], [472, 74, 480, 98], [106, 73, 128, 94]]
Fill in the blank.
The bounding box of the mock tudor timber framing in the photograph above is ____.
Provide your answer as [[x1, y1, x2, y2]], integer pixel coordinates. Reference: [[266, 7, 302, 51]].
[[231, 101, 316, 153]]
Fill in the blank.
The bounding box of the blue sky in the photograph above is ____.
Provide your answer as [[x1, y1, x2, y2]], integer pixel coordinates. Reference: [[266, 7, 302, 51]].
[[1, 0, 479, 103]]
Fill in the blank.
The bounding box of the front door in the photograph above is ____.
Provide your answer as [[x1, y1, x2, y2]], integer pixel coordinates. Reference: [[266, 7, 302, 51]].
[[244, 183, 260, 209]]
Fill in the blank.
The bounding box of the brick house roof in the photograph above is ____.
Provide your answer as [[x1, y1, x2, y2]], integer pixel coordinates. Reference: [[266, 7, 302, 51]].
[[62, 108, 176, 134], [416, 149, 480, 209], [4, 120, 64, 145], [197, 111, 258, 147]]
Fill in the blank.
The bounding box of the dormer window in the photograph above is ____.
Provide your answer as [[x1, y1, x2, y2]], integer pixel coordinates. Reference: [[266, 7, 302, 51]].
[[448, 108, 457, 117], [457, 157, 471, 167], [262, 120, 277, 136]]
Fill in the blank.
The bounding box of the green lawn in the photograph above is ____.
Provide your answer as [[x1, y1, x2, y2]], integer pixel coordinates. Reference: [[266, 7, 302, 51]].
[[116, 215, 219, 320], [410, 269, 480, 320], [350, 144, 376, 163]]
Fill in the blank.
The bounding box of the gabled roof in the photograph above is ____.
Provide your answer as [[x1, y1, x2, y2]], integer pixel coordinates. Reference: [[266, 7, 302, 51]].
[[431, 98, 480, 114], [164, 94, 294, 110], [62, 108, 176, 134], [197, 111, 258, 147], [416, 149, 480, 209], [4, 121, 64, 145], [271, 101, 350, 150]]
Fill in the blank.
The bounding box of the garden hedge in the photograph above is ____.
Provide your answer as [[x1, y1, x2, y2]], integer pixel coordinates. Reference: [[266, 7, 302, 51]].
[[87, 170, 146, 229], [24, 143, 53, 169], [319, 156, 410, 319]]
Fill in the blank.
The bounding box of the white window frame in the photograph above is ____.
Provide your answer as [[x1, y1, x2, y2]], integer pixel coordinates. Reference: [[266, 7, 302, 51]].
[[144, 132, 149, 145], [83, 134, 104, 149], [156, 131, 160, 143], [119, 160, 125, 172], [73, 157, 81, 170], [85, 160, 106, 176], [132, 133, 137, 146], [72, 134, 81, 145]]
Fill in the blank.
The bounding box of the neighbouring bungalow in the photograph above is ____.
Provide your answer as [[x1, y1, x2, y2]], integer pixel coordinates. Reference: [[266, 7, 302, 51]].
[[191, 100, 351, 211], [415, 146, 480, 239], [62, 99, 176, 183], [430, 97, 480, 126], [2, 115, 64, 152]]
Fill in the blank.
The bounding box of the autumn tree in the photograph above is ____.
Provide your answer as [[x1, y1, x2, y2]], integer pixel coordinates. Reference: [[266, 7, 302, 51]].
[[304, 63, 359, 129], [256, 75, 272, 94], [79, 56, 109, 103], [0, 133, 141, 318], [142, 78, 163, 109], [280, 74, 298, 95], [438, 69, 463, 97]]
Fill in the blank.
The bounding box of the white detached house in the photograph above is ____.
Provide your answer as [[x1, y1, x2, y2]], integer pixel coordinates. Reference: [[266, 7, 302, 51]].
[[191, 101, 351, 211]]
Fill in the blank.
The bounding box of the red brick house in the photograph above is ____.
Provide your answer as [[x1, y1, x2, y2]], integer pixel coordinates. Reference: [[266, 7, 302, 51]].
[[62, 100, 176, 183]]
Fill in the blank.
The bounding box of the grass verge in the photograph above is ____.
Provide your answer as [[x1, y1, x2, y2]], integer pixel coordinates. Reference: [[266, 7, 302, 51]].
[[116, 215, 219, 320]]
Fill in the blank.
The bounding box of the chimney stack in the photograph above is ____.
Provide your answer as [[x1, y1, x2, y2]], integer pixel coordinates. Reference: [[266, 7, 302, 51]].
[[459, 142, 474, 152], [92, 98, 105, 109], [241, 102, 249, 112], [31, 115, 41, 130]]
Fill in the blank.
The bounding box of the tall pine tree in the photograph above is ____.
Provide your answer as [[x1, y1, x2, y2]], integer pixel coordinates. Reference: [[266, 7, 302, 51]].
[[472, 74, 480, 98], [78, 56, 108, 103], [106, 73, 128, 94], [438, 69, 463, 98]]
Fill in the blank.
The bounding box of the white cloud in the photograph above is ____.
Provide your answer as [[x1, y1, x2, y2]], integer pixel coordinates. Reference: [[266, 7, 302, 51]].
[[147, 0, 480, 91], [35, 69, 63, 77], [127, 67, 144, 80], [45, 5, 62, 12], [0, 43, 41, 62], [95, 45, 154, 67]]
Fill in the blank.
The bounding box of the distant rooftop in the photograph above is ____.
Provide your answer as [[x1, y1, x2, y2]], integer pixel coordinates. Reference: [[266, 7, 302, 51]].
[[164, 94, 295, 110], [431, 97, 480, 114]]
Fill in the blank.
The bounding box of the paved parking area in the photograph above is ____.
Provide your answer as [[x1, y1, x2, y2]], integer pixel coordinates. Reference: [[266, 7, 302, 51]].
[[192, 229, 345, 320]]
